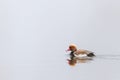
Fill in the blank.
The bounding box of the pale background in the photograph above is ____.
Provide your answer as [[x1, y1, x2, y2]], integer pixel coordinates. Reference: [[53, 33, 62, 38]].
[[0, 0, 120, 80]]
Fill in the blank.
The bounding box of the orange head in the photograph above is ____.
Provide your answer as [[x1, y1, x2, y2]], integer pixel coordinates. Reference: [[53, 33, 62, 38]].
[[66, 44, 77, 52]]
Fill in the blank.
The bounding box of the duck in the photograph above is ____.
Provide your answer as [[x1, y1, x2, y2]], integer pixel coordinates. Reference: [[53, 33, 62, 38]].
[[66, 44, 95, 58]]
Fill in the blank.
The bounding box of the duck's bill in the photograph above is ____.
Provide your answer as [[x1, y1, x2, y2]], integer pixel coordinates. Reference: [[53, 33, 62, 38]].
[[65, 48, 70, 52]]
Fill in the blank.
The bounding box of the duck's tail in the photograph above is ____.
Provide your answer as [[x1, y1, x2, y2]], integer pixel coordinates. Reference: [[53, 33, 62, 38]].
[[87, 53, 95, 57]]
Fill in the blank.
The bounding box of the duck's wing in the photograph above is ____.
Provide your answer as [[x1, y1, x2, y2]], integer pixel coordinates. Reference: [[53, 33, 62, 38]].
[[74, 49, 94, 55], [84, 49, 94, 54]]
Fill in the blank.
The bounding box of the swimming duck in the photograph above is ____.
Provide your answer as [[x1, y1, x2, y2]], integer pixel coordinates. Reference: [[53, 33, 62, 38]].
[[66, 44, 95, 58]]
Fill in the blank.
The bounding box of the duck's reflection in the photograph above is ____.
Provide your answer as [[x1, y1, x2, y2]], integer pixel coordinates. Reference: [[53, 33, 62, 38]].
[[67, 52, 94, 66]]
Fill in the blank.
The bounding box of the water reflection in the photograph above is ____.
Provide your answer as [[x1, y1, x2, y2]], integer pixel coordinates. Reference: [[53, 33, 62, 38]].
[[67, 53, 94, 66], [66, 54, 120, 66]]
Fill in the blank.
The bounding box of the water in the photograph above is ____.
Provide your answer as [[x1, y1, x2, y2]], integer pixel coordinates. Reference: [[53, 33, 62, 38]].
[[0, 53, 120, 80]]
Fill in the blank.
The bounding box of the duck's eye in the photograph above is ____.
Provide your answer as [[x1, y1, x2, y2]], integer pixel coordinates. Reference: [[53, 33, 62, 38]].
[[69, 47, 72, 49], [69, 46, 74, 50]]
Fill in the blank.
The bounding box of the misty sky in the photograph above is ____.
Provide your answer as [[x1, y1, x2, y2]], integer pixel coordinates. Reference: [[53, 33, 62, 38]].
[[1, 0, 120, 55]]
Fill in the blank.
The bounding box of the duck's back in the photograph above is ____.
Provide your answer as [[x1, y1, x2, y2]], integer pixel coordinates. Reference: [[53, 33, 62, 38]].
[[74, 49, 93, 55]]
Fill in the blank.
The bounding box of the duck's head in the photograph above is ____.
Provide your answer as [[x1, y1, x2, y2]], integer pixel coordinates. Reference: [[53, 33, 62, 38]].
[[66, 44, 77, 52]]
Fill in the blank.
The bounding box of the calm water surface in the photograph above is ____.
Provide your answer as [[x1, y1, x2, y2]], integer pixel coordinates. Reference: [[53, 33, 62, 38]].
[[1, 52, 120, 80]]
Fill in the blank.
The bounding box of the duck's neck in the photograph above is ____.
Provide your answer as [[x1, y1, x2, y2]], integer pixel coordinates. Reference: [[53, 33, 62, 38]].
[[74, 48, 77, 51], [70, 49, 77, 56], [70, 51, 75, 57]]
